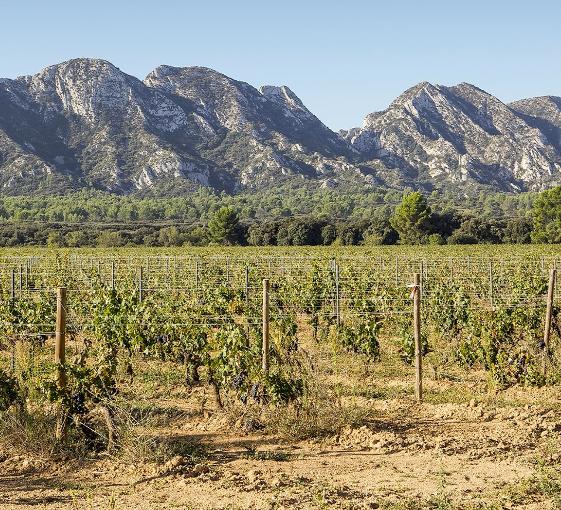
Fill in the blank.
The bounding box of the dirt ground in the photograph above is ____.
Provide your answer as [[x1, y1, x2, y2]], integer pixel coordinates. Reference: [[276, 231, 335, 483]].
[[2, 366, 561, 510]]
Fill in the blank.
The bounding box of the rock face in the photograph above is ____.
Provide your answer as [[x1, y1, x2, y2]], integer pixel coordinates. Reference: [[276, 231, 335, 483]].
[[0, 59, 560, 195], [0, 59, 354, 194], [342, 82, 561, 192]]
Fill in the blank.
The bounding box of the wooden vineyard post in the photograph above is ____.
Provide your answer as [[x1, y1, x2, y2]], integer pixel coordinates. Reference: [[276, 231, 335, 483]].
[[244, 265, 250, 304], [419, 261, 424, 299], [9, 268, 16, 371], [488, 260, 494, 309], [412, 273, 422, 403], [55, 287, 67, 440], [244, 265, 250, 344], [543, 268, 556, 377], [138, 267, 144, 302], [111, 260, 115, 290], [335, 262, 341, 326], [10, 268, 15, 300], [262, 279, 270, 377]]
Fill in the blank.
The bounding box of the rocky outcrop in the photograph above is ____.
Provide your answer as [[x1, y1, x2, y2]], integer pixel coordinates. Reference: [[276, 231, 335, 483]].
[[1, 59, 560, 195]]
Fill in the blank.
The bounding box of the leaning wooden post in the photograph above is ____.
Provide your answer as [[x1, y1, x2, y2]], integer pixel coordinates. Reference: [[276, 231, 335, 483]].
[[543, 268, 557, 376], [413, 273, 422, 403], [55, 287, 67, 440], [262, 279, 270, 377]]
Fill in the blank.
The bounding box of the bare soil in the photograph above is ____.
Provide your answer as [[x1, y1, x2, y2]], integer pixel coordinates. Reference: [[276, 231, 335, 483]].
[[2, 373, 561, 510]]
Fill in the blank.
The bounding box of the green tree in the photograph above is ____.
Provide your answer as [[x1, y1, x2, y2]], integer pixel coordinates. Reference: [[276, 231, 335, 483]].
[[96, 231, 124, 248], [390, 192, 432, 244], [208, 207, 240, 245], [363, 218, 398, 245], [158, 226, 182, 246], [65, 230, 88, 247], [321, 224, 337, 245], [503, 218, 532, 244], [184, 226, 209, 246], [532, 186, 561, 243], [47, 231, 65, 248]]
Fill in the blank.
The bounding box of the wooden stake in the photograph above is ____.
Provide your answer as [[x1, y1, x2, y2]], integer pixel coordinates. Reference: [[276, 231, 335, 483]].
[[335, 263, 340, 326], [488, 261, 494, 309], [543, 268, 556, 376], [262, 279, 270, 377], [244, 265, 250, 345], [413, 273, 422, 403], [244, 265, 250, 304], [55, 287, 67, 440], [138, 267, 144, 302], [55, 288, 67, 388]]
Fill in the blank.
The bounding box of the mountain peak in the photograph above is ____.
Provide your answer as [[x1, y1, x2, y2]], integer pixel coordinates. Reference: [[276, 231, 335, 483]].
[[0, 58, 560, 196], [145, 65, 232, 82], [259, 85, 305, 109]]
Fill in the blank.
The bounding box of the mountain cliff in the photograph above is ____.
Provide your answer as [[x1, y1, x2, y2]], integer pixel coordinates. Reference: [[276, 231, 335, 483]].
[[1, 59, 560, 195], [342, 82, 561, 192]]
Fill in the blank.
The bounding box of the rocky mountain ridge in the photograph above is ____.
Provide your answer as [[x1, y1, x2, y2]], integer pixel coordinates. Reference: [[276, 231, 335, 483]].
[[0, 58, 560, 195]]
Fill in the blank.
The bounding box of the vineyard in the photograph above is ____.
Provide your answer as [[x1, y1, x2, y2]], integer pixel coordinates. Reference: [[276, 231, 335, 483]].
[[2, 246, 561, 509]]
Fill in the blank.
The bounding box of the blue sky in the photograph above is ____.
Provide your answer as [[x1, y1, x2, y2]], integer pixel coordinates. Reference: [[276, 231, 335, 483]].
[[1, 0, 560, 130]]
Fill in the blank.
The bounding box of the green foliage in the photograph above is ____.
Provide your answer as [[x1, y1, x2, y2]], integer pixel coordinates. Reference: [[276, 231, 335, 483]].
[[447, 218, 503, 244], [0, 184, 542, 247], [397, 325, 430, 365], [338, 320, 381, 361], [0, 370, 18, 411], [427, 233, 445, 245], [264, 372, 305, 405], [96, 231, 124, 247], [208, 207, 240, 245], [427, 282, 471, 339], [390, 192, 432, 244], [532, 186, 561, 243]]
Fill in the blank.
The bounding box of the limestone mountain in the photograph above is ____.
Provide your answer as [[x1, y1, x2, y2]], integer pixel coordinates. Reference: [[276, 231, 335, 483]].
[[0, 58, 354, 194], [342, 82, 561, 192], [1, 59, 561, 195]]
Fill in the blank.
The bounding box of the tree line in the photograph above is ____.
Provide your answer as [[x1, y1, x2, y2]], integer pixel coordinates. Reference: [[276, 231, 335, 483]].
[[0, 185, 559, 247]]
